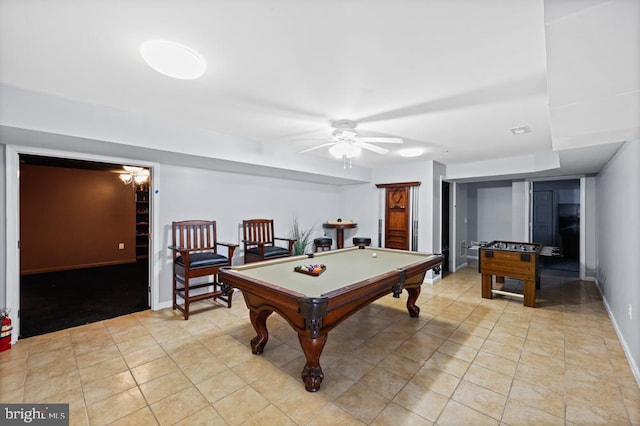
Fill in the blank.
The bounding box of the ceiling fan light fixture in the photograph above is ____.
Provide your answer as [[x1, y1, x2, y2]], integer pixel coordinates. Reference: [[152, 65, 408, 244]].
[[140, 39, 206, 80], [329, 142, 361, 159], [333, 129, 358, 140], [398, 148, 425, 158]]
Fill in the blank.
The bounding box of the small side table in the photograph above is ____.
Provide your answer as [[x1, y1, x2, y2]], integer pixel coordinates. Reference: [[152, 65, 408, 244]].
[[323, 221, 357, 249]]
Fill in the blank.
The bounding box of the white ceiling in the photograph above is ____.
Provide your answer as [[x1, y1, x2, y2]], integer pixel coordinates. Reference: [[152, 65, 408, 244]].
[[0, 0, 637, 179]]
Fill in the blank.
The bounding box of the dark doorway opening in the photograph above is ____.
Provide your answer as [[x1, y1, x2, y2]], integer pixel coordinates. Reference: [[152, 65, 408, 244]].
[[532, 180, 580, 277], [441, 181, 450, 277], [19, 155, 150, 338]]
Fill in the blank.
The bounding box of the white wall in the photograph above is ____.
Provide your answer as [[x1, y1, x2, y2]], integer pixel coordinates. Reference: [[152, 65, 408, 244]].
[[583, 176, 597, 279], [467, 181, 513, 243], [337, 183, 378, 245], [454, 182, 468, 270], [158, 164, 341, 305], [595, 140, 640, 382], [511, 181, 529, 241]]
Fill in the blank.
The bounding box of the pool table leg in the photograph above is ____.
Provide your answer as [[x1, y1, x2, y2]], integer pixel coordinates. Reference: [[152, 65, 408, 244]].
[[298, 333, 328, 392], [249, 309, 273, 355], [405, 286, 421, 317]]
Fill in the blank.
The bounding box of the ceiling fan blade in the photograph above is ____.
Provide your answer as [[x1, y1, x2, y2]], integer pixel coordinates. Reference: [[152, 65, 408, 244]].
[[356, 142, 390, 155], [300, 142, 335, 154], [358, 137, 404, 144]]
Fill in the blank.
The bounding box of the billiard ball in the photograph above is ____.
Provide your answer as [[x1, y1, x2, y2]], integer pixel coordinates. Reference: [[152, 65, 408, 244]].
[[372, 253, 377, 258]]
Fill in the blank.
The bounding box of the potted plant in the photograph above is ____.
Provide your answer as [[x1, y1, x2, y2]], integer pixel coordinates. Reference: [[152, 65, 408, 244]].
[[290, 217, 315, 256]]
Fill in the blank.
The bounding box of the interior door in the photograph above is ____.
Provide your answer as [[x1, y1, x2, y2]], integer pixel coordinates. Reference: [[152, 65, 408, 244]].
[[385, 186, 410, 250], [532, 190, 554, 246]]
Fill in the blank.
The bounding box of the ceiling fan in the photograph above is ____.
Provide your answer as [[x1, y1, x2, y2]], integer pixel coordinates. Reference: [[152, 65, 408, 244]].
[[301, 120, 403, 166]]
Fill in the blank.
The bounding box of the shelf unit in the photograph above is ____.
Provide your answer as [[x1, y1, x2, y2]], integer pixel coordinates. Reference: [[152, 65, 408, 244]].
[[135, 185, 150, 260]]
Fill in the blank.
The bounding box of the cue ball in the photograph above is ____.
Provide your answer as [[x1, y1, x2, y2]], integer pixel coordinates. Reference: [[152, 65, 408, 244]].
[[372, 253, 377, 258]]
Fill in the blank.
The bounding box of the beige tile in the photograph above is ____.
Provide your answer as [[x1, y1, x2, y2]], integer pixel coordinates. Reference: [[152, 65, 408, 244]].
[[359, 366, 407, 400], [438, 340, 478, 362], [86, 387, 147, 425], [334, 382, 390, 423], [117, 334, 159, 355], [508, 378, 564, 418], [150, 387, 209, 425], [130, 355, 178, 385], [173, 406, 225, 426], [464, 363, 513, 396], [252, 366, 312, 401], [2, 370, 25, 392], [565, 395, 631, 426], [242, 404, 298, 426], [78, 355, 127, 385], [473, 350, 518, 376], [231, 355, 281, 384], [196, 368, 246, 403], [411, 364, 461, 398], [6, 266, 637, 426], [83, 370, 137, 405], [451, 380, 506, 420], [272, 387, 330, 424], [437, 400, 498, 426], [24, 369, 81, 402], [502, 398, 564, 426], [139, 370, 193, 404], [393, 381, 448, 422], [75, 344, 122, 368], [122, 344, 166, 368], [332, 354, 376, 381], [424, 351, 470, 378], [109, 407, 158, 426], [213, 385, 270, 425], [371, 402, 433, 426]]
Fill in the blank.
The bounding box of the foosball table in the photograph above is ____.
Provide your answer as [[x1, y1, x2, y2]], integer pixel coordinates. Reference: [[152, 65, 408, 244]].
[[479, 240, 541, 307]]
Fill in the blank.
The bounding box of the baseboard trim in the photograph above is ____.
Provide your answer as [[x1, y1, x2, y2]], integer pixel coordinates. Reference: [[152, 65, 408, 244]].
[[594, 278, 640, 388]]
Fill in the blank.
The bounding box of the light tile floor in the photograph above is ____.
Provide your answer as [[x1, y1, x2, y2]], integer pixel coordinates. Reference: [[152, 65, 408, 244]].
[[1, 265, 639, 425]]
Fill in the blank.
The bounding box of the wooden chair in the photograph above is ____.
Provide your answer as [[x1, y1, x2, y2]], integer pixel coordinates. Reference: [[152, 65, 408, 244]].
[[242, 219, 296, 263], [170, 220, 238, 319]]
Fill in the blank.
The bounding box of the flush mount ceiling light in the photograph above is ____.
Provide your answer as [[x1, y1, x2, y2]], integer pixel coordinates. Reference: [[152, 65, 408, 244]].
[[397, 148, 425, 158], [140, 39, 206, 80], [510, 125, 532, 135]]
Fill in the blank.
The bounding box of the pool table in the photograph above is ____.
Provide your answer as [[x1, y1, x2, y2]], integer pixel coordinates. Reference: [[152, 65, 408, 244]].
[[219, 246, 443, 391]]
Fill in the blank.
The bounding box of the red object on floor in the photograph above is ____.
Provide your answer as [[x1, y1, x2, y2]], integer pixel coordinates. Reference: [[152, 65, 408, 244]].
[[0, 312, 12, 352]]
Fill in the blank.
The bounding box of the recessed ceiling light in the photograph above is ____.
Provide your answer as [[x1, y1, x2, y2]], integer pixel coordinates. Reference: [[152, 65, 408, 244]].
[[510, 125, 532, 135], [140, 40, 206, 80], [398, 148, 425, 158]]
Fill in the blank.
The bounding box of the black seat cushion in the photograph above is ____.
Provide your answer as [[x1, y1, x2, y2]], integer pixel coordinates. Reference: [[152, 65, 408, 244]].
[[314, 237, 332, 245], [247, 246, 290, 259], [353, 237, 372, 245], [176, 252, 229, 269]]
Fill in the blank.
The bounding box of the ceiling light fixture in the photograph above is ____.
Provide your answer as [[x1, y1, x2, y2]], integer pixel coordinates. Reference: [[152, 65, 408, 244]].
[[398, 148, 425, 158], [329, 141, 362, 168], [140, 39, 206, 80], [510, 125, 532, 135], [119, 166, 149, 187]]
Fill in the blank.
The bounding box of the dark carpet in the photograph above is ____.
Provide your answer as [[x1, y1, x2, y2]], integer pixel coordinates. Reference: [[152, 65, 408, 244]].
[[20, 260, 149, 338]]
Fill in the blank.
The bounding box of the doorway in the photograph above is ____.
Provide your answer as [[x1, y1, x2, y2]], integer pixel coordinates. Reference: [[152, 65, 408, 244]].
[[532, 180, 580, 276], [18, 155, 150, 337], [441, 181, 450, 277]]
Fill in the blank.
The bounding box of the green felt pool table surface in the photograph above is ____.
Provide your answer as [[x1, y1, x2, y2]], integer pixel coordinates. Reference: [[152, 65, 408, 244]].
[[229, 246, 440, 298]]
